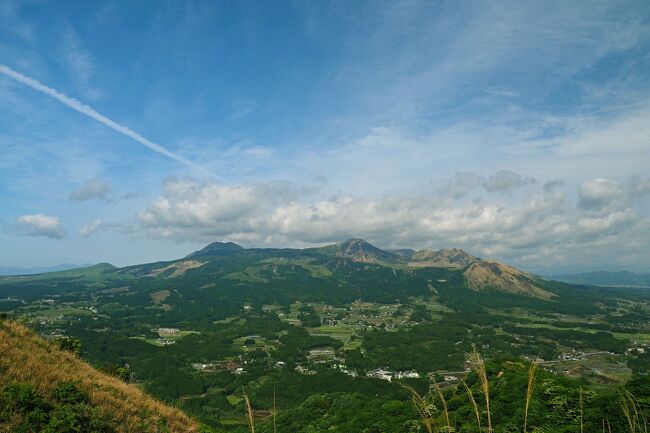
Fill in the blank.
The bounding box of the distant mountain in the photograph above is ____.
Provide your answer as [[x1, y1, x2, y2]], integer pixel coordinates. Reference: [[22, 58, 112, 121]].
[[0, 238, 559, 300], [408, 248, 478, 268], [387, 248, 417, 257], [316, 238, 400, 264], [465, 261, 554, 299], [185, 241, 244, 258], [0, 263, 92, 276], [315, 240, 552, 299], [549, 271, 650, 288]]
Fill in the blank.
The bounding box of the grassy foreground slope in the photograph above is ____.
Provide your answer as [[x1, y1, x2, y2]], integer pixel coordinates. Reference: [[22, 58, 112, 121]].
[[0, 319, 199, 433]]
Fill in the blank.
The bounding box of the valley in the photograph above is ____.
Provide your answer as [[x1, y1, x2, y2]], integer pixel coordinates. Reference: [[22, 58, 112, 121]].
[[1, 239, 649, 431]]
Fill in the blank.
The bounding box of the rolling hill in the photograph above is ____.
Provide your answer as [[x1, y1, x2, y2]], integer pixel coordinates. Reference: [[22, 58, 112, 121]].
[[0, 319, 199, 433]]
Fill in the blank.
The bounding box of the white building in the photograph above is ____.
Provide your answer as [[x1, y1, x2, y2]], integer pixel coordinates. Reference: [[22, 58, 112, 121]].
[[369, 369, 393, 381]]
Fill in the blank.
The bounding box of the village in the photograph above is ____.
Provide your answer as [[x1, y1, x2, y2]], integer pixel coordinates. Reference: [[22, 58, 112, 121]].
[[10, 293, 649, 390]]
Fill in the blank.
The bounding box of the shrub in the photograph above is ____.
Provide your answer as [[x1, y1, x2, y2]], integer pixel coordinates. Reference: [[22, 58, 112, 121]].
[[2, 382, 110, 433], [51, 382, 87, 405], [57, 337, 82, 355]]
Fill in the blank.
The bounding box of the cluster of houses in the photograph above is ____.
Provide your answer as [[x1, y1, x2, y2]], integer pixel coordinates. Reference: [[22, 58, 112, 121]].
[[191, 360, 243, 372], [294, 365, 317, 375], [153, 327, 182, 346], [306, 347, 337, 361], [368, 368, 421, 381], [556, 350, 615, 361], [297, 302, 407, 333], [625, 341, 647, 355]]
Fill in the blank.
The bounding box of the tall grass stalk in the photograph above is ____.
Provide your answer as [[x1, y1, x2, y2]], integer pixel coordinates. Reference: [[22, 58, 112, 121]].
[[434, 382, 450, 429], [461, 378, 481, 432], [579, 387, 584, 433], [468, 351, 492, 432], [243, 388, 255, 433], [273, 386, 277, 433], [524, 361, 538, 433], [620, 389, 648, 433], [403, 384, 437, 433]]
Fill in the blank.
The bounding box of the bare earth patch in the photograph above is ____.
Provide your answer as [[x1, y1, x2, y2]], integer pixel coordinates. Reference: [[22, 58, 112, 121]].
[[147, 260, 206, 278]]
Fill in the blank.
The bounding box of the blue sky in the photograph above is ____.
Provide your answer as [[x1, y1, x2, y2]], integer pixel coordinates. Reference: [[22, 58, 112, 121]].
[[1, 0, 650, 273]]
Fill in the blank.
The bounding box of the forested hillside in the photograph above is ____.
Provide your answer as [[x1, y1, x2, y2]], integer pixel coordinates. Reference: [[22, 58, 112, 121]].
[[1, 239, 649, 431]]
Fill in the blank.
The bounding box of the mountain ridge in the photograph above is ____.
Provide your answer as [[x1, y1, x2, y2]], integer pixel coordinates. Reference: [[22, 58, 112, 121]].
[[181, 238, 555, 299], [1, 238, 558, 300]]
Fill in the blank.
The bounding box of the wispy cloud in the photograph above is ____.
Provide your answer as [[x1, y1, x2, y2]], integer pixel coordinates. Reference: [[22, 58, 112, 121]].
[[482, 170, 536, 193], [0, 64, 208, 174], [0, 1, 34, 41], [80, 219, 103, 237], [59, 23, 100, 99], [69, 178, 111, 201]]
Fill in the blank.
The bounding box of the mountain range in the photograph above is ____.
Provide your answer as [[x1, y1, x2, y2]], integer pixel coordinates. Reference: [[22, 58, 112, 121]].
[[0, 263, 92, 276], [0, 238, 557, 300], [549, 270, 650, 288], [144, 238, 555, 300]]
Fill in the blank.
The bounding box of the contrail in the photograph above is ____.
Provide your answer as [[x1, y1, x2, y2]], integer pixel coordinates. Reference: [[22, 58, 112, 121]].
[[0, 64, 206, 173]]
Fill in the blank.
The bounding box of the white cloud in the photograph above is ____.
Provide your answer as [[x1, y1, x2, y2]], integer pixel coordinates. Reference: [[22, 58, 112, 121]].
[[69, 178, 111, 201], [131, 177, 650, 271], [578, 178, 623, 209], [136, 177, 309, 238], [16, 214, 66, 239], [80, 219, 103, 237]]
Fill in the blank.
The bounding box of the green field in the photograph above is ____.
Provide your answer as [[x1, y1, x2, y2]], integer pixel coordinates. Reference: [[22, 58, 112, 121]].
[[25, 306, 94, 319]]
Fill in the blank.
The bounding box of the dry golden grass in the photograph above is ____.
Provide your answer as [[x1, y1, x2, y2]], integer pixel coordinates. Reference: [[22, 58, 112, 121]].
[[468, 351, 492, 432], [579, 387, 584, 433], [434, 382, 450, 430], [243, 388, 256, 433], [0, 320, 199, 433], [620, 389, 648, 433], [524, 360, 538, 433], [273, 386, 277, 433], [402, 384, 437, 433], [460, 378, 481, 432]]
